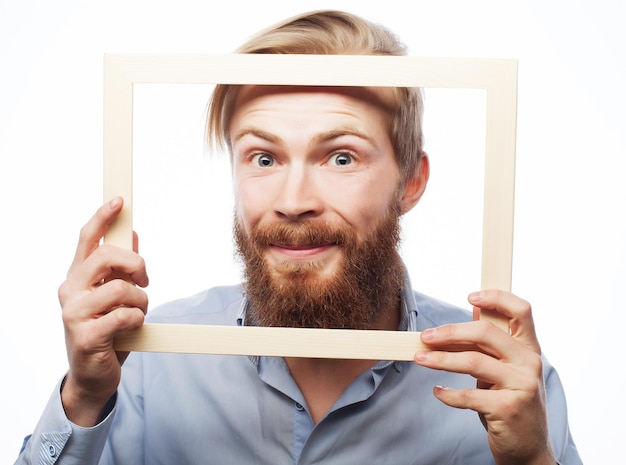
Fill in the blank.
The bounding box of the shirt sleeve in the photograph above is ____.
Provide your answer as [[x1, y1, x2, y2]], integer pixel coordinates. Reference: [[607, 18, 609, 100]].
[[13, 378, 116, 465], [543, 356, 584, 465]]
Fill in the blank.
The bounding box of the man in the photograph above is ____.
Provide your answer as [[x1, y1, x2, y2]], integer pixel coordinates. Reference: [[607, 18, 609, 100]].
[[15, 10, 581, 465]]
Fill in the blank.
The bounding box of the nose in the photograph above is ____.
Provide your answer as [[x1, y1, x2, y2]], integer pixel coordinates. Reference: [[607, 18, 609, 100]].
[[274, 163, 323, 221]]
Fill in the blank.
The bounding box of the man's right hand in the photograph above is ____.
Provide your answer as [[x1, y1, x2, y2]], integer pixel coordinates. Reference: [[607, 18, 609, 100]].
[[58, 197, 149, 426]]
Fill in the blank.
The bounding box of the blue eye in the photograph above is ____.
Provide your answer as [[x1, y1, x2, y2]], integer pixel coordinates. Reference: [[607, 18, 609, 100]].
[[331, 153, 353, 166], [254, 153, 274, 167]]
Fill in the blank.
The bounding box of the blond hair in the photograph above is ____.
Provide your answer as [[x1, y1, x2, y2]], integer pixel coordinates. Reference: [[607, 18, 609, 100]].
[[207, 10, 424, 184]]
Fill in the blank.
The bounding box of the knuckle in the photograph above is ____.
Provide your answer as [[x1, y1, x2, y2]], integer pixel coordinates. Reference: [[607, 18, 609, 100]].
[[58, 281, 71, 304], [465, 352, 485, 372], [438, 324, 455, 339], [430, 351, 445, 364], [528, 353, 543, 374], [111, 307, 131, 326], [136, 255, 146, 272], [103, 280, 148, 314], [493, 291, 508, 313], [113, 306, 144, 328], [128, 252, 146, 275], [473, 320, 492, 339], [509, 292, 532, 318], [61, 306, 73, 326], [529, 354, 543, 374], [518, 300, 533, 318], [61, 300, 88, 330], [106, 279, 129, 301], [93, 243, 113, 260], [520, 378, 543, 397], [138, 290, 149, 312], [78, 223, 94, 244], [457, 388, 474, 406]]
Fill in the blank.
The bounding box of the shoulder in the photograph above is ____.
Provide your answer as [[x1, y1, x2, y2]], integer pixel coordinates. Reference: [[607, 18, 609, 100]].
[[412, 291, 473, 329], [145, 285, 245, 325]]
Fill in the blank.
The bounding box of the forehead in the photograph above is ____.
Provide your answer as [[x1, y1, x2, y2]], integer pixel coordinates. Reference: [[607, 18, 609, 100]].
[[228, 86, 397, 140], [232, 85, 396, 116]]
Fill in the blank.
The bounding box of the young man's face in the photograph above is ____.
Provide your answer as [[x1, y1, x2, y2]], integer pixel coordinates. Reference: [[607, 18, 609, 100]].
[[229, 85, 427, 328]]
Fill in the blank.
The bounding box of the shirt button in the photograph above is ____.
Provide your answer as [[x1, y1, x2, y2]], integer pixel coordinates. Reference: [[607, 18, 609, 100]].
[[295, 402, 304, 411], [48, 444, 57, 457]]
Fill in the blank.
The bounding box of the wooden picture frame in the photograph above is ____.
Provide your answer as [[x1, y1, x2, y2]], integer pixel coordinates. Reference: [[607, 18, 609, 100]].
[[105, 54, 517, 359]]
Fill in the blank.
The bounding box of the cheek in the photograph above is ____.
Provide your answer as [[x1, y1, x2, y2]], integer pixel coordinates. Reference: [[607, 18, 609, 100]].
[[323, 174, 398, 225], [233, 180, 270, 232]]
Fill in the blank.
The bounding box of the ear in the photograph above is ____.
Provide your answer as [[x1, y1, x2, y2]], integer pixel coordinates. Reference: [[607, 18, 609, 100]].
[[400, 153, 430, 214]]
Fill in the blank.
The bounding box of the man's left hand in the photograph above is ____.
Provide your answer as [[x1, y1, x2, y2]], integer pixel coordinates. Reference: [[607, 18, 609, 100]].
[[414, 289, 556, 465]]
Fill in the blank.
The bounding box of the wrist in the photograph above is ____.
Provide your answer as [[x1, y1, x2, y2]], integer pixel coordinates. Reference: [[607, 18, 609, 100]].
[[61, 374, 116, 427]]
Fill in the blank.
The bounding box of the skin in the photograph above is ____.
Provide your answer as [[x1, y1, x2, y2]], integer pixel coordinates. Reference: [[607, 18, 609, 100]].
[[58, 85, 555, 464], [230, 85, 424, 275], [229, 86, 428, 422], [416, 290, 556, 465], [59, 197, 148, 427]]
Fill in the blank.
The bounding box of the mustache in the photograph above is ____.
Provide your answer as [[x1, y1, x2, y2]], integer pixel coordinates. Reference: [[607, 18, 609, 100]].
[[246, 221, 354, 248]]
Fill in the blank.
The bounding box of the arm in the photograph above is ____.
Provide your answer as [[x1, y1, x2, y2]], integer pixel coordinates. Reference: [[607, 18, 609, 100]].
[[60, 197, 148, 426], [15, 198, 149, 464], [414, 290, 561, 465]]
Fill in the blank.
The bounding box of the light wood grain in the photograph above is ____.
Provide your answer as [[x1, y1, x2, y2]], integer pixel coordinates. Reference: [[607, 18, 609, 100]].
[[105, 54, 516, 354], [114, 324, 482, 360]]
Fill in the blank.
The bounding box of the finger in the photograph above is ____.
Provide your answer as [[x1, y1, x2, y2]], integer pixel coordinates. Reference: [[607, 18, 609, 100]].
[[431, 384, 511, 416], [469, 289, 530, 321], [469, 290, 540, 353], [64, 244, 148, 291], [70, 197, 124, 270], [418, 321, 545, 378], [431, 382, 547, 429], [97, 305, 146, 337], [432, 383, 554, 463], [415, 348, 528, 389], [63, 280, 149, 321], [419, 321, 521, 361], [67, 305, 146, 355]]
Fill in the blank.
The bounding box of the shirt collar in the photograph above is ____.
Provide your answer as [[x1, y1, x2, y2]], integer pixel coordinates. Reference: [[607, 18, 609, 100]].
[[400, 266, 420, 332], [237, 266, 419, 368]]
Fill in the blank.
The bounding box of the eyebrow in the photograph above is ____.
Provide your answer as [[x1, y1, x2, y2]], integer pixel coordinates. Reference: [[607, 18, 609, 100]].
[[313, 127, 379, 149], [232, 127, 282, 145], [232, 126, 379, 149]]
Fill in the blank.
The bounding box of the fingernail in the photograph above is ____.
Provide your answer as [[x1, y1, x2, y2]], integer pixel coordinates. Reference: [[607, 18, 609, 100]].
[[414, 351, 429, 363], [109, 196, 122, 209], [468, 291, 482, 303]]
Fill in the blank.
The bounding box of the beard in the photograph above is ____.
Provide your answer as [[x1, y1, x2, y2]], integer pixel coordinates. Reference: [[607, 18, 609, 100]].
[[234, 203, 405, 330]]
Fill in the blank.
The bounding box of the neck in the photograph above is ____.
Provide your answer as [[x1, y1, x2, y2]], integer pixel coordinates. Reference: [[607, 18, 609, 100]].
[[285, 298, 401, 424]]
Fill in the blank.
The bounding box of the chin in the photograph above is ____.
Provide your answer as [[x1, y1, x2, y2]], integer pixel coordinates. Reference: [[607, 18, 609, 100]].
[[268, 255, 342, 279]]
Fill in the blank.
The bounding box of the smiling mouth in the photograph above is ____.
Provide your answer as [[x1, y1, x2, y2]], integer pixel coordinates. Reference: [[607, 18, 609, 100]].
[[273, 243, 332, 249], [269, 243, 335, 258]]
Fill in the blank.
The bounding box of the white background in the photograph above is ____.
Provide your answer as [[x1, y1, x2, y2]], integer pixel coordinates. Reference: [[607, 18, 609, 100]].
[[1, 1, 624, 463]]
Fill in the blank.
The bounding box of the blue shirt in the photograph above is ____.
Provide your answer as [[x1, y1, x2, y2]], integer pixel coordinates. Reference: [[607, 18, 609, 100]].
[[15, 278, 582, 464]]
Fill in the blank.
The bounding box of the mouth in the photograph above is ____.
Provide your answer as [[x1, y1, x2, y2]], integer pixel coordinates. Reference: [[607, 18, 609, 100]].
[[269, 243, 335, 259]]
